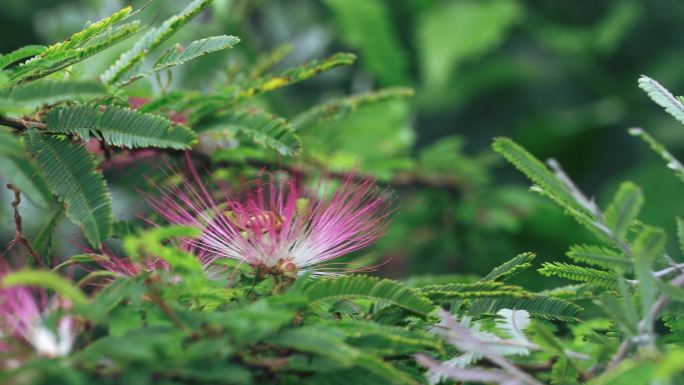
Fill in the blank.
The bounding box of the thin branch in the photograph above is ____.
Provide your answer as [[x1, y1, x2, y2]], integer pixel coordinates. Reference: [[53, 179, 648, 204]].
[[0, 115, 47, 131], [609, 272, 684, 369], [3, 184, 44, 267], [547, 158, 598, 214], [144, 275, 188, 331]]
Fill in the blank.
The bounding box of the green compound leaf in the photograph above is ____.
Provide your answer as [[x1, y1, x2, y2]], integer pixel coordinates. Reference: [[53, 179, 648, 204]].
[[493, 137, 591, 217], [482, 252, 536, 281], [538, 262, 618, 290], [304, 275, 436, 318], [154, 35, 240, 71], [638, 75, 684, 127], [628, 127, 684, 183], [7, 8, 140, 86], [46, 104, 196, 149], [468, 295, 582, 322], [292, 87, 415, 129], [418, 281, 528, 301], [566, 244, 631, 271], [26, 129, 112, 246], [188, 52, 357, 117], [201, 108, 301, 155], [40, 6, 133, 57]]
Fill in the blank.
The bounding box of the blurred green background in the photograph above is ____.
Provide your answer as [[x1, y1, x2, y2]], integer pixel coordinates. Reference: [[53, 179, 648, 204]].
[[3, 0, 684, 289]]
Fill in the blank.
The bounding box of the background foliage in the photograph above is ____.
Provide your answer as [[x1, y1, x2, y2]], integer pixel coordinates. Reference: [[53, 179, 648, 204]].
[[2, 1, 684, 384]]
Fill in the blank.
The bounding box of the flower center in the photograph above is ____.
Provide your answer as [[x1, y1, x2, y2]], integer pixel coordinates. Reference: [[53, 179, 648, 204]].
[[244, 211, 283, 233]]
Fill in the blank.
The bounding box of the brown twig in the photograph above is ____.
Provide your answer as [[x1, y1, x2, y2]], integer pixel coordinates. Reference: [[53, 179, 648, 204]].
[[211, 157, 464, 191], [4, 184, 44, 267], [0, 115, 47, 131], [99, 136, 113, 161], [145, 276, 188, 331]]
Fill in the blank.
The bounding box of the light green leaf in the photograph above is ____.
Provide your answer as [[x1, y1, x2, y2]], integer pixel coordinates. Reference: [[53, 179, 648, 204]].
[[2, 269, 88, 307], [628, 127, 684, 183], [677, 217, 684, 257], [0, 45, 46, 70], [154, 35, 240, 71], [632, 226, 666, 325], [604, 181, 643, 239], [482, 252, 536, 281], [638, 75, 684, 127], [41, 6, 133, 56]]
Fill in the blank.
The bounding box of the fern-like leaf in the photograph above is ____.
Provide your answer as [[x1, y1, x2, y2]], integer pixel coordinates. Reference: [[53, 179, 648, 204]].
[[292, 87, 415, 129], [303, 275, 436, 318], [628, 127, 684, 183], [482, 252, 536, 281], [323, 319, 444, 355], [154, 35, 240, 72], [566, 244, 631, 271], [0, 128, 53, 208], [202, 108, 301, 155], [538, 262, 618, 289], [468, 295, 582, 321], [638, 75, 684, 127], [604, 181, 643, 239], [419, 282, 527, 301], [46, 104, 196, 149], [25, 129, 112, 246], [102, 0, 211, 84]]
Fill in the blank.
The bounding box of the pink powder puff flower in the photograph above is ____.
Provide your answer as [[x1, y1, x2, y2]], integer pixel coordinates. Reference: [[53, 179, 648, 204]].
[[0, 263, 76, 361], [147, 158, 393, 278]]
